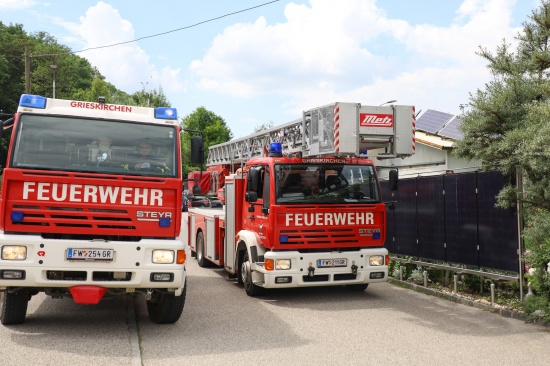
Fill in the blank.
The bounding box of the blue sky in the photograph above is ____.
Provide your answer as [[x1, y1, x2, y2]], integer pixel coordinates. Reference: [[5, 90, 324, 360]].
[[0, 0, 538, 138]]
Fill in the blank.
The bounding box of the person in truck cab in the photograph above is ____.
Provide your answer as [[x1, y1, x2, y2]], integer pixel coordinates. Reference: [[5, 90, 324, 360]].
[[120, 140, 151, 171], [133, 141, 153, 170], [123, 140, 170, 173], [96, 137, 113, 166]]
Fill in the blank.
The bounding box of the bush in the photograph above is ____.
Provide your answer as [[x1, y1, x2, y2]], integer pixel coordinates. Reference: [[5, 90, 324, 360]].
[[409, 265, 425, 285], [523, 295, 550, 322]]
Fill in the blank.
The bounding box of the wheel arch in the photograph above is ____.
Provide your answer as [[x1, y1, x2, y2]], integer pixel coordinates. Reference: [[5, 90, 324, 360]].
[[234, 230, 266, 271]]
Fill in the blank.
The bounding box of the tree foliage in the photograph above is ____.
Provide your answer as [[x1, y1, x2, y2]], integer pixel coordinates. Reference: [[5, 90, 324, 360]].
[[0, 21, 232, 192], [0, 21, 173, 161], [180, 107, 233, 176], [453, 1, 550, 302], [454, 1, 550, 212], [254, 121, 274, 133], [0, 21, 172, 113]]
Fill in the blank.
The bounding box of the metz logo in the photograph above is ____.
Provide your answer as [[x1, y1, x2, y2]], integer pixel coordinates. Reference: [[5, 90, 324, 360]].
[[360, 113, 393, 127]]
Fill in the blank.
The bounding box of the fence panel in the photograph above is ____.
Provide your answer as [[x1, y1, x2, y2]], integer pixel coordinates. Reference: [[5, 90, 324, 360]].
[[417, 175, 445, 261], [477, 171, 519, 272], [391, 178, 418, 256], [445, 173, 479, 267], [383, 171, 519, 273]]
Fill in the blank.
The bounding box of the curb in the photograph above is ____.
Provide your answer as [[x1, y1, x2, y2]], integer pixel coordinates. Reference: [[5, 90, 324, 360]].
[[387, 277, 548, 326]]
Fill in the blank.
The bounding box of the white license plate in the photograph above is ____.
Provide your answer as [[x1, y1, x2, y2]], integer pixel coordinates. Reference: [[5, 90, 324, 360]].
[[67, 248, 114, 261], [317, 258, 347, 268]]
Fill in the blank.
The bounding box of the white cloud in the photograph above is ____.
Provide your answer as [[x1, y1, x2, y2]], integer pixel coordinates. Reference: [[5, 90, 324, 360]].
[[61, 1, 182, 94], [189, 0, 523, 116]]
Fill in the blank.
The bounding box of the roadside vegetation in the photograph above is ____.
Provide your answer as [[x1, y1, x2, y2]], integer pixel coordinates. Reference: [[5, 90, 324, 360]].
[[451, 1, 550, 321]]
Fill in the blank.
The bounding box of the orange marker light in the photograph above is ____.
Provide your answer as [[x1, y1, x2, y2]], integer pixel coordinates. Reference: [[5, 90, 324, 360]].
[[177, 250, 186, 264], [265, 259, 274, 271]]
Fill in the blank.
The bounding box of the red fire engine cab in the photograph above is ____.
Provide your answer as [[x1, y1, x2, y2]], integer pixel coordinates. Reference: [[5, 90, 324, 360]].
[[0, 95, 187, 325], [188, 102, 415, 296]]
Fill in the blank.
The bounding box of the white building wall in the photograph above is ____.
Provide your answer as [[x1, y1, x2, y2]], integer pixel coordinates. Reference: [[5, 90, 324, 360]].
[[376, 142, 481, 180]]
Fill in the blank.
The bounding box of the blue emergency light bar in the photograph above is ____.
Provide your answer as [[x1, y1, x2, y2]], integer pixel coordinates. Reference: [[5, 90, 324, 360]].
[[19, 94, 177, 121], [19, 94, 47, 109], [154, 107, 178, 120], [269, 142, 283, 157]]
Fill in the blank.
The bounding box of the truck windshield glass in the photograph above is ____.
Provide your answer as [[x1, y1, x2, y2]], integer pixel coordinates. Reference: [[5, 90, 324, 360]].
[[275, 164, 380, 204], [11, 114, 177, 177]]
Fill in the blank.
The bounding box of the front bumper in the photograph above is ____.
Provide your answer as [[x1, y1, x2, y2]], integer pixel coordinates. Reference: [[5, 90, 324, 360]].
[[251, 248, 388, 288], [0, 234, 186, 291]]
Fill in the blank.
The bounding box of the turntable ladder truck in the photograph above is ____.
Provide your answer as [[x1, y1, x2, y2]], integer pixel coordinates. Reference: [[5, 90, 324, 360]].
[[189, 102, 415, 296], [0, 94, 187, 325]]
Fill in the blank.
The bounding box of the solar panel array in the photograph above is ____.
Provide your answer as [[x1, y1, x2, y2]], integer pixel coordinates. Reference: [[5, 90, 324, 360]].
[[438, 116, 464, 140], [416, 110, 453, 134]]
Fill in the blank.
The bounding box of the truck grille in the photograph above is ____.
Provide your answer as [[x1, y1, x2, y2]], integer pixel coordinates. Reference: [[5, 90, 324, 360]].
[[280, 228, 358, 245], [12, 204, 134, 230], [46, 271, 132, 281]]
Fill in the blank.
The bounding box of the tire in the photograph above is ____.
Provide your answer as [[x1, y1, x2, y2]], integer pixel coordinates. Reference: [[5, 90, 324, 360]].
[[196, 231, 209, 267], [1, 289, 30, 325], [345, 284, 369, 291], [146, 282, 187, 324], [240, 251, 265, 296]]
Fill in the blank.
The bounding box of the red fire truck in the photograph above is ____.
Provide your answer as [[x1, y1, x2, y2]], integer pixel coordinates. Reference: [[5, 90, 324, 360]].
[[0, 95, 187, 325], [188, 102, 415, 296]]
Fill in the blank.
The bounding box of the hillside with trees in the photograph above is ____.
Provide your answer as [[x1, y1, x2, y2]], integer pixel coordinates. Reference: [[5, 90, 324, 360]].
[[0, 21, 233, 175]]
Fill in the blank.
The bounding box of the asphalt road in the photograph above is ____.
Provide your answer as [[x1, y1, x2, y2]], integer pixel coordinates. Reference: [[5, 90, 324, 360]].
[[1, 258, 550, 366], [1, 214, 549, 365]]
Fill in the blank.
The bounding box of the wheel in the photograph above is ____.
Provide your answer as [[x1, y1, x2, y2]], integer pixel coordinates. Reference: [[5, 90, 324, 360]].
[[196, 231, 209, 267], [240, 251, 265, 296], [146, 282, 187, 324], [1, 289, 30, 325], [345, 284, 369, 291]]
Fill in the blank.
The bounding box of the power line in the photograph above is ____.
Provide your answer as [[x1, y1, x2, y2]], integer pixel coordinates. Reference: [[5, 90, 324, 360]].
[[31, 0, 280, 58]]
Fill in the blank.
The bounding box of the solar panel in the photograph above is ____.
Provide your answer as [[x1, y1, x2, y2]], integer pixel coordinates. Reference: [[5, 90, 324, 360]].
[[438, 116, 464, 140], [416, 110, 453, 134]]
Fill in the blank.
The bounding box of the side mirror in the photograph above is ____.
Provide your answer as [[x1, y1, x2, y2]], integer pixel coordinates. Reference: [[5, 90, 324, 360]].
[[389, 169, 398, 191], [248, 168, 259, 193], [190, 136, 204, 165], [192, 184, 202, 196]]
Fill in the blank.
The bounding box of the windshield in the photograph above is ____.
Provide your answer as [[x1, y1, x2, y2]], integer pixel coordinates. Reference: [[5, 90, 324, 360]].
[[275, 164, 380, 204], [11, 114, 177, 177]]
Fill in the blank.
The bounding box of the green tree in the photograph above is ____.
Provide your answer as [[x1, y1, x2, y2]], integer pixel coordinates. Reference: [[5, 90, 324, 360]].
[[0, 22, 31, 114], [180, 107, 233, 176], [453, 1, 550, 311], [454, 2, 550, 211], [254, 121, 274, 133], [28, 31, 95, 100], [131, 84, 171, 107]]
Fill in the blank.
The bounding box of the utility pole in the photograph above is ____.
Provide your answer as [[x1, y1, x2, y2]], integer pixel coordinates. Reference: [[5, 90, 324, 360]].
[[25, 47, 31, 94], [50, 65, 58, 99]]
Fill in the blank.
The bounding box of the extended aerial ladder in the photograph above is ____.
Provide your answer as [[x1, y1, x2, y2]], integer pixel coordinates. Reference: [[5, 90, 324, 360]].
[[207, 102, 416, 169]]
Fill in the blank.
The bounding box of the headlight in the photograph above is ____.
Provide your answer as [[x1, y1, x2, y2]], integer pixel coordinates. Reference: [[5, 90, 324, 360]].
[[2, 246, 27, 260], [265, 259, 291, 270], [152, 250, 175, 264], [275, 259, 291, 270], [369, 255, 384, 266]]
